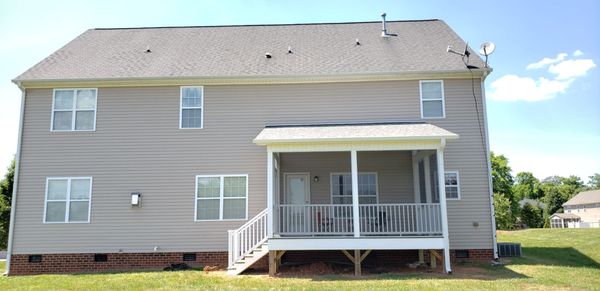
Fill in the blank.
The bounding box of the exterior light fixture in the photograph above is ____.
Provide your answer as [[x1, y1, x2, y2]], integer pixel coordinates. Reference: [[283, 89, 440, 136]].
[[313, 176, 319, 182], [131, 192, 141, 207]]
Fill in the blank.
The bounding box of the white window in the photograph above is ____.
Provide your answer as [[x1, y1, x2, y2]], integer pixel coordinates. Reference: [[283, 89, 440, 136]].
[[444, 171, 460, 200], [44, 177, 92, 223], [180, 86, 203, 129], [195, 175, 247, 221], [420, 80, 445, 118], [330, 173, 378, 204], [51, 89, 97, 131]]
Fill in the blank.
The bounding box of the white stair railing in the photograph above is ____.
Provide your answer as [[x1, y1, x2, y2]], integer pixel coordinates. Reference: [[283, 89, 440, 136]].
[[228, 209, 268, 268]]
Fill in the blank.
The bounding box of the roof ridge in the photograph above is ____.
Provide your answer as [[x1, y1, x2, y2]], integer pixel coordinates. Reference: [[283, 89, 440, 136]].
[[93, 19, 440, 30]]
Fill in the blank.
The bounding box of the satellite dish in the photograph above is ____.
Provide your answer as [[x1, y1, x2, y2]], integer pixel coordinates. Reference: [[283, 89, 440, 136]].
[[479, 42, 496, 56]]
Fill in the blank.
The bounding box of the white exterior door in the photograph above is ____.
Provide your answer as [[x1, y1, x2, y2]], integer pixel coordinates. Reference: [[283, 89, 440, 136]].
[[284, 173, 310, 233]]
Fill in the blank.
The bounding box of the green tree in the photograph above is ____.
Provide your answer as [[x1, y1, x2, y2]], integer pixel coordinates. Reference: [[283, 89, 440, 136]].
[[512, 171, 542, 200], [493, 193, 514, 230], [491, 152, 514, 197], [520, 203, 543, 228], [0, 158, 15, 249], [588, 173, 600, 189], [542, 185, 567, 217]]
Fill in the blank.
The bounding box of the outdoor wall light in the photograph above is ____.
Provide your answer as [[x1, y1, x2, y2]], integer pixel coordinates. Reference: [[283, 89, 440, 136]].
[[131, 192, 142, 207], [313, 176, 319, 182]]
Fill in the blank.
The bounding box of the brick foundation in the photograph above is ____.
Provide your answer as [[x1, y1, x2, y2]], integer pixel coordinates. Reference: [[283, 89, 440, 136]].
[[9, 249, 493, 275], [9, 251, 228, 275]]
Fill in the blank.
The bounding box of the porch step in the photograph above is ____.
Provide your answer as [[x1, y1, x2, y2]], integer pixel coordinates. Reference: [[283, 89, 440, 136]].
[[226, 241, 269, 275]]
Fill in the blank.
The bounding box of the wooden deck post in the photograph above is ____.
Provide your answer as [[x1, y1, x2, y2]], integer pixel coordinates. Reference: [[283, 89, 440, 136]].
[[354, 249, 361, 276], [268, 250, 277, 276], [429, 250, 437, 269], [418, 249, 425, 264], [342, 249, 371, 276]]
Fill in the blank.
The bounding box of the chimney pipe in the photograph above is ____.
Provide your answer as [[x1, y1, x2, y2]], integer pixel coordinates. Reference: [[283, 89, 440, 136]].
[[381, 12, 389, 37]]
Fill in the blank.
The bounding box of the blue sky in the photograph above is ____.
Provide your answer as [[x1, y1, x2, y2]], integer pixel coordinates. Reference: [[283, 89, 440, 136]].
[[0, 0, 598, 181]]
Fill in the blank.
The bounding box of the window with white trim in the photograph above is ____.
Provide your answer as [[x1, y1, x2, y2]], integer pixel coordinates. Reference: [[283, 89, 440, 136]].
[[52, 89, 97, 131], [331, 173, 378, 204], [420, 80, 445, 118], [180, 86, 203, 128], [444, 171, 460, 199], [195, 175, 247, 221], [44, 177, 92, 223]]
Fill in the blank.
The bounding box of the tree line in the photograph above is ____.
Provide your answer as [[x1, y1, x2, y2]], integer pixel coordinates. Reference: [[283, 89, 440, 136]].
[[491, 152, 600, 229]]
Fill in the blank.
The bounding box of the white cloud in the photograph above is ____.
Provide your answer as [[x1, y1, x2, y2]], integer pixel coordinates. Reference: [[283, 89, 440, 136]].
[[526, 52, 567, 69], [548, 59, 596, 80], [488, 75, 572, 102], [489, 50, 596, 102]]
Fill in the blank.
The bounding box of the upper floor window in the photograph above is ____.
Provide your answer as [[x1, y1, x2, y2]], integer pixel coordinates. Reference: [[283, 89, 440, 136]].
[[44, 177, 92, 223], [444, 171, 460, 200], [195, 175, 247, 221], [331, 172, 378, 204], [180, 86, 203, 129], [52, 89, 97, 131], [420, 80, 445, 118]]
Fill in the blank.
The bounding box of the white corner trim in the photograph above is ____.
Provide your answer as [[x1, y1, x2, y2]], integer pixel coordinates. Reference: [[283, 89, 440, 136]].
[[481, 78, 499, 259], [5, 87, 26, 275]]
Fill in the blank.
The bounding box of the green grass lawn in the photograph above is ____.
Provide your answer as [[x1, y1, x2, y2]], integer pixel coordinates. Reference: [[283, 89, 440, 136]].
[[1, 229, 599, 290]]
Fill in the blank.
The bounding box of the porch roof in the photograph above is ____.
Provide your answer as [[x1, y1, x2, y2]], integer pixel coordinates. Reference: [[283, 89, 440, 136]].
[[253, 122, 458, 145], [550, 213, 580, 220]]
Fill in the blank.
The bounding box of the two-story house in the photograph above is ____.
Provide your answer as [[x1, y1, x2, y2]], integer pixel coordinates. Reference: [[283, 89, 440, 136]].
[[6, 17, 497, 276]]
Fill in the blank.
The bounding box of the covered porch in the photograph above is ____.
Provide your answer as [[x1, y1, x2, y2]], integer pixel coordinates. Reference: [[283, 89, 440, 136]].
[[256, 122, 458, 274], [274, 150, 444, 238]]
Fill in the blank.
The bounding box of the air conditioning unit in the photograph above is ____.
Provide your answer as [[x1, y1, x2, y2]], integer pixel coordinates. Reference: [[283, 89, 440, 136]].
[[497, 243, 522, 257]]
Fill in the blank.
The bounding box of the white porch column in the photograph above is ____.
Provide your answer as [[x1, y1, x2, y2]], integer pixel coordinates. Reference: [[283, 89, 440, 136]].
[[267, 150, 274, 238], [436, 147, 452, 273], [351, 150, 360, 238]]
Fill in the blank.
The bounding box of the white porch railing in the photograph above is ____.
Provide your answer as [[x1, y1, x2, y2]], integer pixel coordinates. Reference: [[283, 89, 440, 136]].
[[278, 204, 354, 235], [276, 203, 442, 236], [228, 209, 268, 268], [359, 203, 442, 235]]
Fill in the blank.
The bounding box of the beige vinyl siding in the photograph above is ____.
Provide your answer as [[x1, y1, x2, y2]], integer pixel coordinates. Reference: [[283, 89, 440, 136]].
[[14, 79, 492, 253]]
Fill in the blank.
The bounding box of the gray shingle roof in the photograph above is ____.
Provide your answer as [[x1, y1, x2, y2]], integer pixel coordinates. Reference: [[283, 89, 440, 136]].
[[254, 122, 458, 144], [563, 190, 600, 206], [14, 20, 485, 81], [550, 213, 580, 220]]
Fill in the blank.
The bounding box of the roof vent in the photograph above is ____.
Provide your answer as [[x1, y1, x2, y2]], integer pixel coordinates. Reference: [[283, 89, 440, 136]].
[[355, 39, 361, 45], [145, 45, 151, 53], [287, 46, 292, 54], [381, 13, 389, 37], [265, 52, 272, 58]]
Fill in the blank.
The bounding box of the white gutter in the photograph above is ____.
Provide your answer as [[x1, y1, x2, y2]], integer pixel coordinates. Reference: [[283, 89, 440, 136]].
[[13, 69, 491, 89], [480, 73, 499, 259], [5, 84, 26, 275]]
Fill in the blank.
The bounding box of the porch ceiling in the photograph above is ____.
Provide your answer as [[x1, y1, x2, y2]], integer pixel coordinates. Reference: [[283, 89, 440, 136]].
[[253, 122, 458, 146]]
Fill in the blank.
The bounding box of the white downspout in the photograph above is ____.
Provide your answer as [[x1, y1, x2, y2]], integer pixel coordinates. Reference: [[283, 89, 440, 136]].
[[436, 140, 452, 274], [481, 75, 499, 259], [5, 84, 26, 275]]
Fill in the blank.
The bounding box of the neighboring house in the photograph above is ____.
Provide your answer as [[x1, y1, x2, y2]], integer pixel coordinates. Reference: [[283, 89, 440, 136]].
[[551, 190, 600, 228], [7, 17, 498, 276]]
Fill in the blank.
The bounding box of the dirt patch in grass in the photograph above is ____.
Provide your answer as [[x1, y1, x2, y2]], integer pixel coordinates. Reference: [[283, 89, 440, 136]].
[[276, 261, 444, 277]]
